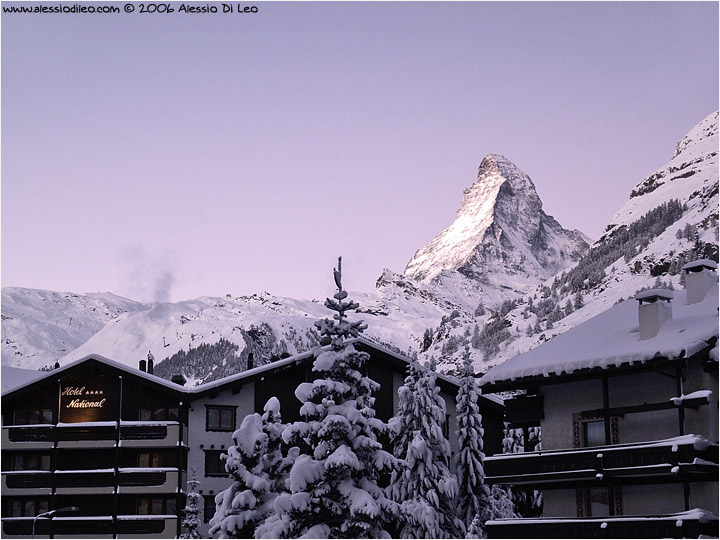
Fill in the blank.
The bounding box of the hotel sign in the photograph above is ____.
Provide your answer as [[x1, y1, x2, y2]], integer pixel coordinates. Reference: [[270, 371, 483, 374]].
[[59, 377, 118, 423]]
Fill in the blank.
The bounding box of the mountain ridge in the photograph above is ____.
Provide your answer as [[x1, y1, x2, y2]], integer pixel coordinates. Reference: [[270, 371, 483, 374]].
[[404, 153, 590, 297], [2, 111, 717, 382]]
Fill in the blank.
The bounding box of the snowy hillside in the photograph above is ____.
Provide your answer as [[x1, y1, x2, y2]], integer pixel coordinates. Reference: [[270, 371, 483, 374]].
[[1, 288, 147, 368], [1, 283, 467, 383]]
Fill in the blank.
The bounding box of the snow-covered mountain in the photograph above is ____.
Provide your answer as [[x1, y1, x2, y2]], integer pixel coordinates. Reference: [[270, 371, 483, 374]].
[[429, 110, 718, 373], [1, 288, 147, 369], [0, 284, 469, 383], [403, 154, 590, 309], [2, 111, 717, 382]]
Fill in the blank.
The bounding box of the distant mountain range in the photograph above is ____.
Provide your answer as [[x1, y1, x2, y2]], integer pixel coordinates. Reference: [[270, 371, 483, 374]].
[[3, 111, 717, 383]]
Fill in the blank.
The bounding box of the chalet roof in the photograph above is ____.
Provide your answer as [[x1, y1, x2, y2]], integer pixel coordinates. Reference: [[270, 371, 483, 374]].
[[186, 336, 465, 398], [1, 353, 186, 400], [480, 284, 719, 392], [3, 336, 505, 407]]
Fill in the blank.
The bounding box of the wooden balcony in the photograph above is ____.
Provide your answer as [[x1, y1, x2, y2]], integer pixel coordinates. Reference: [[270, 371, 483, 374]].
[[55, 469, 116, 494], [485, 509, 719, 539], [2, 425, 55, 448], [56, 423, 117, 448], [117, 468, 179, 493], [2, 471, 52, 495], [1, 515, 178, 539], [2, 422, 182, 449], [119, 422, 181, 448], [2, 468, 179, 494], [484, 435, 718, 489]]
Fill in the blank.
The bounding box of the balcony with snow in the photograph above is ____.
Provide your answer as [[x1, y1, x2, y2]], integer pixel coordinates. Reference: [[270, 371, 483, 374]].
[[479, 261, 718, 538], [1, 515, 178, 539], [2, 424, 55, 449], [484, 434, 718, 489]]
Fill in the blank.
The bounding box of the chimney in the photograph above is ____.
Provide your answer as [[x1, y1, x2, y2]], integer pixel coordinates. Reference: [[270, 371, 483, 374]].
[[247, 352, 254, 371], [635, 289, 673, 340], [682, 259, 718, 304], [139, 359, 147, 372], [147, 351, 154, 375], [171, 374, 186, 386]]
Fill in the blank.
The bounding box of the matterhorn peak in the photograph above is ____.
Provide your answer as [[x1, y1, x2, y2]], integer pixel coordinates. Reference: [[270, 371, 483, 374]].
[[402, 154, 589, 306]]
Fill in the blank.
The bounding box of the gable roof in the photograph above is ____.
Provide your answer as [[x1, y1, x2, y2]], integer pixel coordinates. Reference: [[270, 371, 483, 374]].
[[2, 353, 186, 401], [480, 285, 719, 392], [186, 336, 464, 398], [3, 337, 503, 407]]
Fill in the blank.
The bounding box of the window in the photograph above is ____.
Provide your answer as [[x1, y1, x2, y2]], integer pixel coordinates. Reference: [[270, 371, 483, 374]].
[[205, 406, 235, 431], [583, 420, 607, 447], [138, 451, 177, 468], [585, 488, 610, 517], [204, 450, 226, 477], [11, 453, 51, 471], [203, 495, 216, 523], [139, 408, 179, 421], [137, 497, 177, 515], [8, 498, 49, 517], [13, 409, 52, 425]]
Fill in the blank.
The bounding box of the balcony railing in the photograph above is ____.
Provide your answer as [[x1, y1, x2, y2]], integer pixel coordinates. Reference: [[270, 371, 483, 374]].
[[2, 421, 183, 448], [1, 515, 178, 539], [484, 435, 718, 489], [2, 468, 178, 493], [485, 509, 719, 539]]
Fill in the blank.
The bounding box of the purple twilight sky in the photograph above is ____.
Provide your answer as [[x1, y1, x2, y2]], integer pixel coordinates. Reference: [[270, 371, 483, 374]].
[[2, 1, 718, 303]]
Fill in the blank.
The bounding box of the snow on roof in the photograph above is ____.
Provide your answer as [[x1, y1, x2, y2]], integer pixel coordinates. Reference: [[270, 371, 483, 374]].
[[1, 365, 47, 394], [682, 259, 718, 272], [2, 336, 463, 402], [480, 285, 719, 388], [2, 353, 185, 397], [634, 288, 674, 302], [189, 336, 462, 395]]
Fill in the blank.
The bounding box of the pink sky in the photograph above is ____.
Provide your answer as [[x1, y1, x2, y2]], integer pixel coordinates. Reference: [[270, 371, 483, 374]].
[[2, 2, 718, 302]]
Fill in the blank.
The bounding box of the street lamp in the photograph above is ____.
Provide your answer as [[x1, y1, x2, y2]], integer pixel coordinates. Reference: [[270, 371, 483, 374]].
[[32, 507, 79, 539]]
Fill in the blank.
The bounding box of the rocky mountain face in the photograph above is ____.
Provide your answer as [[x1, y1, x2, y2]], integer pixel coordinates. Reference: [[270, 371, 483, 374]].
[[2, 112, 717, 382], [427, 110, 719, 374], [403, 154, 590, 309]]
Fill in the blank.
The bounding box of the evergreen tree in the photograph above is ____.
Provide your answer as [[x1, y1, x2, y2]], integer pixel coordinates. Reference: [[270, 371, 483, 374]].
[[180, 469, 202, 539], [258, 257, 397, 538], [209, 413, 274, 538], [261, 397, 298, 497], [455, 348, 491, 529], [467, 484, 518, 539], [389, 358, 463, 538]]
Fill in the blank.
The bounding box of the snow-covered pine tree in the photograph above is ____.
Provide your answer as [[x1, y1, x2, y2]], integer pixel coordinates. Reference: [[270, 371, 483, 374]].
[[467, 484, 518, 538], [389, 356, 464, 538], [209, 413, 272, 538], [261, 397, 298, 497], [180, 468, 202, 539], [500, 425, 543, 518], [257, 257, 397, 539], [455, 348, 491, 529]]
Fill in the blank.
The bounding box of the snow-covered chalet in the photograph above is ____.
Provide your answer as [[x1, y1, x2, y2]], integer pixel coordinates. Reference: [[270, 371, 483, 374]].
[[1, 336, 505, 538], [479, 259, 719, 538]]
